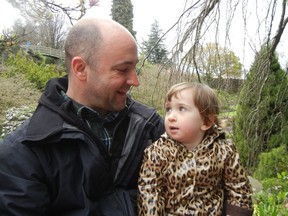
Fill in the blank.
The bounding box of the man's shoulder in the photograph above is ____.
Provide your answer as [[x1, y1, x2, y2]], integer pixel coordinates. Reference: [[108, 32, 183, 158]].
[[0, 119, 30, 153], [128, 98, 158, 118]]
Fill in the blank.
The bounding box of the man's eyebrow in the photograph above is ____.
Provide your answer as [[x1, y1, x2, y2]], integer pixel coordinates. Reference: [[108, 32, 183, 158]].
[[113, 60, 139, 67], [118, 61, 134, 65]]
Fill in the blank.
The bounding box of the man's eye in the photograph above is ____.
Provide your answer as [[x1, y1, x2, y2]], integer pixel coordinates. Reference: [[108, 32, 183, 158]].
[[118, 68, 128, 72]]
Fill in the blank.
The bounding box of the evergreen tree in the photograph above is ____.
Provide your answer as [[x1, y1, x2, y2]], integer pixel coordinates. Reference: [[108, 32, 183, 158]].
[[142, 20, 168, 64], [111, 0, 136, 38], [233, 45, 288, 171]]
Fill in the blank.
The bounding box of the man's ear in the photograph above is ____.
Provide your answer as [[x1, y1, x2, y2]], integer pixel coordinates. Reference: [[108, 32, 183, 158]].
[[71, 56, 87, 81]]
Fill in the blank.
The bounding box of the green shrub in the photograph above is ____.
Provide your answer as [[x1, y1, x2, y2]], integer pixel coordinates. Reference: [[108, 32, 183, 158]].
[[253, 146, 288, 181], [253, 172, 288, 216], [233, 47, 288, 172], [4, 51, 65, 91], [253, 192, 288, 216], [261, 172, 288, 192]]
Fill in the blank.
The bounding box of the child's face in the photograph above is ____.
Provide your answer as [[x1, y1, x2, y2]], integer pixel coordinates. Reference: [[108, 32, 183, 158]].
[[164, 88, 208, 148]]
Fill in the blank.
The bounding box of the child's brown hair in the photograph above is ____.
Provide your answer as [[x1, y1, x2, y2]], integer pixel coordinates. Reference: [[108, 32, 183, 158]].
[[166, 82, 220, 133]]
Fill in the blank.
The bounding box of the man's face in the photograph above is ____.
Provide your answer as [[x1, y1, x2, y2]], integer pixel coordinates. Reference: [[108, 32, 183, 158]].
[[85, 34, 139, 116]]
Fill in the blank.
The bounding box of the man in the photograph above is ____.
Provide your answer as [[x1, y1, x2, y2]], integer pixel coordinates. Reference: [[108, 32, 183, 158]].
[[0, 18, 164, 215]]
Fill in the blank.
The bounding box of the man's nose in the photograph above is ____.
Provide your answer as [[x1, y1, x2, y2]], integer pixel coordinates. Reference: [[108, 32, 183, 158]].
[[127, 70, 140, 87]]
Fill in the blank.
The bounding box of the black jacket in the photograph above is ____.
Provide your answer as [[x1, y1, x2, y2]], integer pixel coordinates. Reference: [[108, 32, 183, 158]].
[[0, 76, 164, 215]]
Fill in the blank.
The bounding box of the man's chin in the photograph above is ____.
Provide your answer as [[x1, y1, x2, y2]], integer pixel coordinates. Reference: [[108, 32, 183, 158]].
[[114, 100, 126, 112]]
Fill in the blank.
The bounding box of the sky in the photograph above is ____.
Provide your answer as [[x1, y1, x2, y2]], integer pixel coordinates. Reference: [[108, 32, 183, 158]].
[[0, 0, 287, 70], [0, 0, 183, 42], [0, 0, 21, 28], [84, 0, 187, 43]]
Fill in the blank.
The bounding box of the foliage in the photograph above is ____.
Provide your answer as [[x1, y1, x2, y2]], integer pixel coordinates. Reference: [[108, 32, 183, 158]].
[[111, 0, 136, 38], [253, 193, 288, 216], [253, 146, 288, 181], [27, 49, 44, 63], [4, 50, 65, 90], [141, 20, 168, 64], [253, 172, 288, 216], [44, 56, 65, 67], [261, 172, 288, 192], [0, 29, 25, 56], [233, 46, 288, 171], [199, 43, 243, 80], [0, 32, 15, 53]]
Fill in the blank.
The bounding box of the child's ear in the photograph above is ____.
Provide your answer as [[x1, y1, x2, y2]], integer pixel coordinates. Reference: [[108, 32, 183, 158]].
[[201, 116, 215, 131], [201, 123, 212, 131]]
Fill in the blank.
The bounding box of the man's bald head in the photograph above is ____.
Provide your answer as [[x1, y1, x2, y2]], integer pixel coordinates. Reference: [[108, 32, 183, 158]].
[[64, 18, 135, 73]]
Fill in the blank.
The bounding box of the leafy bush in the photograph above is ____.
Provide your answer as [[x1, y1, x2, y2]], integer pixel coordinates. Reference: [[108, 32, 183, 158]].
[[261, 172, 288, 192], [253, 146, 288, 181], [253, 172, 288, 216], [4, 50, 65, 91], [253, 192, 288, 216]]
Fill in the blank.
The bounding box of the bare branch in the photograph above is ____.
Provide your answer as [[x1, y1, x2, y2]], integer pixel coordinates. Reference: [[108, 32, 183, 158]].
[[270, 0, 288, 55], [7, 0, 99, 26]]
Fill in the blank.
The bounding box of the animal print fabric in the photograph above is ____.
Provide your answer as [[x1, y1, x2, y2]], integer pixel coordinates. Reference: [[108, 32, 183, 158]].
[[137, 130, 253, 216]]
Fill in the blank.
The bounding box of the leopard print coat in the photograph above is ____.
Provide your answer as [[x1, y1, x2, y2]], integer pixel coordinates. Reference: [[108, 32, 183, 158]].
[[137, 128, 253, 216]]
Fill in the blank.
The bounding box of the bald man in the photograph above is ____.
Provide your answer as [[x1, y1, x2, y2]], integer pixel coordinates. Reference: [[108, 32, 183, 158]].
[[0, 18, 164, 215]]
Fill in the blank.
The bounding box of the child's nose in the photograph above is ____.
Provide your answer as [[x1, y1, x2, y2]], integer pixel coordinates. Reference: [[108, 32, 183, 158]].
[[167, 112, 176, 121]]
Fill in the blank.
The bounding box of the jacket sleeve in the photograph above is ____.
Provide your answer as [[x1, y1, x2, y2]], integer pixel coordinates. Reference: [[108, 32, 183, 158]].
[[223, 140, 254, 216], [0, 139, 49, 215], [137, 142, 166, 216]]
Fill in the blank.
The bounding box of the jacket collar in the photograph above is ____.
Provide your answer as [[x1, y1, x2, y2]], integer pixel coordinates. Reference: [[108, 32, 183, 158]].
[[23, 76, 135, 145]]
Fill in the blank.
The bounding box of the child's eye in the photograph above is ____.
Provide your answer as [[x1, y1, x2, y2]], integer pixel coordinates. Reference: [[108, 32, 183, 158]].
[[165, 107, 172, 113], [179, 107, 186, 112]]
